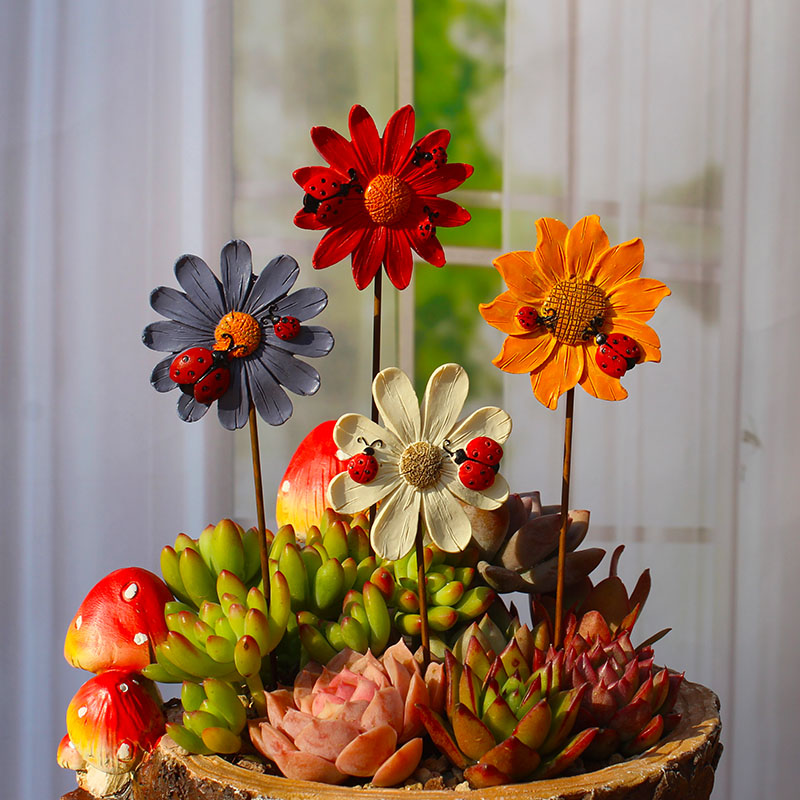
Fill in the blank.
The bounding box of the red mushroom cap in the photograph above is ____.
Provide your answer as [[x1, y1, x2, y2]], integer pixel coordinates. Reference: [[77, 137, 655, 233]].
[[64, 567, 173, 673], [65, 670, 165, 774], [276, 419, 348, 535]]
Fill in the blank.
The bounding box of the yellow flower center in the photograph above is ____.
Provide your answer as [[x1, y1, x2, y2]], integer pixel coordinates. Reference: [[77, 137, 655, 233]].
[[542, 279, 607, 344], [399, 441, 443, 490], [214, 311, 262, 358], [363, 174, 412, 225]]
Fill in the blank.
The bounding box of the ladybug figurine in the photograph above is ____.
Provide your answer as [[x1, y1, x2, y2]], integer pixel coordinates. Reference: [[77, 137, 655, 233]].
[[594, 333, 642, 379], [347, 438, 383, 484], [516, 306, 539, 331], [443, 436, 503, 491], [169, 334, 237, 405], [274, 316, 301, 341]]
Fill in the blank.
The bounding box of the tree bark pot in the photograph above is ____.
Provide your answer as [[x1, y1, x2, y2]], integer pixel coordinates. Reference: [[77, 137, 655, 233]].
[[123, 680, 721, 800]]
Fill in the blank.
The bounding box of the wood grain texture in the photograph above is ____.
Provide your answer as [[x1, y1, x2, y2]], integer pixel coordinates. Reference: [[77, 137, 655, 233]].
[[122, 681, 721, 800]]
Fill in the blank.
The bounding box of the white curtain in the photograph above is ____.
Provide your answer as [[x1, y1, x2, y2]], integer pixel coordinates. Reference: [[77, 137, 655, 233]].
[[0, 1, 234, 796], [502, 2, 800, 797]]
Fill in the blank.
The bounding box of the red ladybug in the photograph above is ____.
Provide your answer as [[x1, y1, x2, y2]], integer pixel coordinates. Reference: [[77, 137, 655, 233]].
[[431, 145, 448, 168], [274, 316, 301, 341], [169, 347, 231, 404], [594, 333, 642, 378], [347, 438, 382, 484], [465, 437, 503, 466], [458, 460, 495, 490], [516, 306, 539, 331]]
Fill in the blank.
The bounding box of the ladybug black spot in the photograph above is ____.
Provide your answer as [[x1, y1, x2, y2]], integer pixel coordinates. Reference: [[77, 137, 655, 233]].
[[321, 178, 327, 184], [181, 355, 190, 363], [188, 370, 196, 377]]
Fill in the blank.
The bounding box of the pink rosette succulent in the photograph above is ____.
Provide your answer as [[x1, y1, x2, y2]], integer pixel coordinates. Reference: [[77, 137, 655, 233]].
[[249, 641, 444, 786]]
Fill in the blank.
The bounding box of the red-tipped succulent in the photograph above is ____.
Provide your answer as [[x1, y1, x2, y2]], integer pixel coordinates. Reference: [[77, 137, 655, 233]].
[[64, 669, 165, 795], [249, 641, 442, 786], [64, 567, 173, 673]]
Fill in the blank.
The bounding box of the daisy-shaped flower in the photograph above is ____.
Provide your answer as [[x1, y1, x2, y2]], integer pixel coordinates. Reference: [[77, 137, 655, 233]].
[[327, 364, 511, 561], [143, 240, 333, 430], [479, 216, 671, 410], [293, 104, 473, 291]]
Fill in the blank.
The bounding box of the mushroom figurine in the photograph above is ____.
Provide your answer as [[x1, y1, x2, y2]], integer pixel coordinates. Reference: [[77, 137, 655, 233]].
[[275, 419, 348, 535], [64, 567, 173, 673], [64, 669, 165, 796]]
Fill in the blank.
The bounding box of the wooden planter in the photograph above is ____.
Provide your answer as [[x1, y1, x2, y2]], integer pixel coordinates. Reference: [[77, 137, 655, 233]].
[[116, 680, 721, 800]]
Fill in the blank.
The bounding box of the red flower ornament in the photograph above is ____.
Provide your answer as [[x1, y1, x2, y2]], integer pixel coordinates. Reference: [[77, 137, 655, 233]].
[[294, 104, 473, 290]]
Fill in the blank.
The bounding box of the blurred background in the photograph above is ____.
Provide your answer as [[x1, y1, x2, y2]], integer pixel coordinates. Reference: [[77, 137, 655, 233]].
[[2, 1, 798, 797]]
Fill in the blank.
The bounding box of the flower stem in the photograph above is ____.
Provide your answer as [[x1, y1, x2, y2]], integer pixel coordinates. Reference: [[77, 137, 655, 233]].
[[415, 518, 431, 670], [248, 404, 270, 602], [554, 388, 575, 648], [369, 270, 383, 528]]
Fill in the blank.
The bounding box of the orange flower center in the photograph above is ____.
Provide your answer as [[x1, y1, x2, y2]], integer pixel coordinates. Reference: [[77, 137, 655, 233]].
[[363, 174, 412, 225], [214, 311, 262, 358], [542, 280, 607, 344]]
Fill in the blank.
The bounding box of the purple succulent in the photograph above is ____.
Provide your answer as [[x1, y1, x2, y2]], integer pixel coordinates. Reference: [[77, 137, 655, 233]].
[[143, 240, 333, 430]]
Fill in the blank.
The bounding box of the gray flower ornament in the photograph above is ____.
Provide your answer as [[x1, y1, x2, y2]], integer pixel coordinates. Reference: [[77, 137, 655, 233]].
[[143, 240, 334, 430]]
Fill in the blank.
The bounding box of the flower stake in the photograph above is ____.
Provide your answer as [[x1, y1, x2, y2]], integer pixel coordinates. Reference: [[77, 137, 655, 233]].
[[143, 240, 334, 608], [480, 216, 670, 644], [328, 363, 511, 665]]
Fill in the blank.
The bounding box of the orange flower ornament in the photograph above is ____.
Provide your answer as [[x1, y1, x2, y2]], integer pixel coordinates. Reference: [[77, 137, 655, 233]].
[[293, 104, 473, 291], [480, 216, 670, 409]]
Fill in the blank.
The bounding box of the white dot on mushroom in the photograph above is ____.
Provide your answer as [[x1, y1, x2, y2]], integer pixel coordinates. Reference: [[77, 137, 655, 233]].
[[122, 582, 139, 601], [119, 682, 129, 693], [77, 706, 87, 718], [75, 615, 82, 630], [133, 632, 148, 645]]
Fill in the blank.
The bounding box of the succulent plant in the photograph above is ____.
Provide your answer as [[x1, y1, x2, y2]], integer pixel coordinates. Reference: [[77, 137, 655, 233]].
[[418, 621, 598, 787], [64, 567, 173, 673], [61, 670, 165, 796], [166, 677, 249, 755], [472, 491, 605, 596], [248, 641, 441, 786]]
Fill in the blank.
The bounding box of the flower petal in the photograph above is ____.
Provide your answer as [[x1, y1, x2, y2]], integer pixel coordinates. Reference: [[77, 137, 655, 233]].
[[409, 230, 445, 267], [327, 470, 402, 515], [492, 331, 556, 374], [311, 124, 361, 175], [579, 357, 629, 402], [332, 413, 404, 460], [443, 461, 509, 510], [142, 320, 214, 353], [244, 255, 300, 316], [352, 227, 387, 291], [421, 486, 472, 554], [265, 326, 334, 358], [216, 363, 250, 430], [151, 355, 176, 392], [381, 105, 415, 172], [349, 105, 382, 176], [398, 129, 451, 178], [220, 240, 254, 311], [421, 363, 468, 443], [177, 391, 210, 423], [446, 406, 512, 449], [384, 229, 414, 290], [149, 286, 217, 329], [479, 291, 525, 336], [588, 238, 644, 289], [258, 347, 320, 396], [529, 345, 584, 410], [605, 277, 671, 323], [423, 197, 471, 227], [565, 216, 610, 280], [410, 162, 473, 195], [373, 368, 420, 444], [247, 362, 294, 426], [492, 251, 550, 306], [532, 217, 569, 285], [274, 287, 329, 322], [313, 223, 368, 270], [371, 484, 420, 561], [174, 254, 226, 321]]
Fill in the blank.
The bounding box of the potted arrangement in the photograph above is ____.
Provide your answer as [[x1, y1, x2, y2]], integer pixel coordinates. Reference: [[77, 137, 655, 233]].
[[58, 105, 721, 800]]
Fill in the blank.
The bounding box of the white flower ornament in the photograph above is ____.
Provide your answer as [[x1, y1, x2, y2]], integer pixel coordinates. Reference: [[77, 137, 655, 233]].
[[328, 363, 511, 561]]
